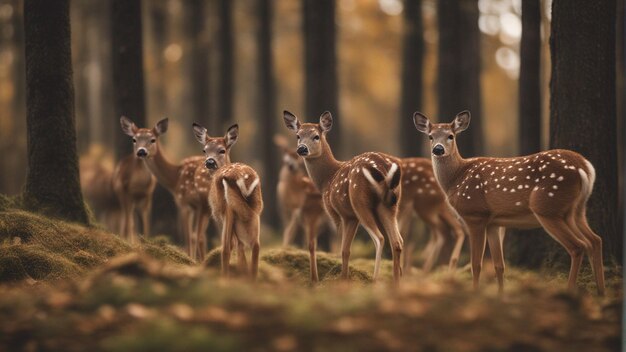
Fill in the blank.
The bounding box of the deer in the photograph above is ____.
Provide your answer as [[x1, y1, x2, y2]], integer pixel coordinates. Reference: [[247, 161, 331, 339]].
[[120, 116, 213, 260], [80, 149, 121, 233], [114, 124, 157, 244], [413, 110, 605, 295], [397, 158, 465, 273], [283, 110, 404, 283], [274, 134, 330, 281], [193, 123, 263, 279]]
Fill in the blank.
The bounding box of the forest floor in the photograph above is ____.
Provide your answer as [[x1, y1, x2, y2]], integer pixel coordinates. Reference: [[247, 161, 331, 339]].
[[0, 203, 622, 351]]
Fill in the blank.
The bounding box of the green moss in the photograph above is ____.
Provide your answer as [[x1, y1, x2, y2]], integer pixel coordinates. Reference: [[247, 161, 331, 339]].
[[142, 236, 195, 266], [0, 244, 84, 282]]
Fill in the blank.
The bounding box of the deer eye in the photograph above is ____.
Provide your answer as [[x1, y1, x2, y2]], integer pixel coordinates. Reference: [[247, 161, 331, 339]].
[[448, 135, 454, 140], [313, 135, 320, 141], [203, 149, 206, 154], [219, 149, 226, 154], [151, 138, 156, 143], [428, 135, 433, 141], [132, 138, 137, 143], [296, 135, 300, 140]]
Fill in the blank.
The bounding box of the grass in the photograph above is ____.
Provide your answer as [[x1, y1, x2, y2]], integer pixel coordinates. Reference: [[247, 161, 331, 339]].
[[0, 205, 622, 351]]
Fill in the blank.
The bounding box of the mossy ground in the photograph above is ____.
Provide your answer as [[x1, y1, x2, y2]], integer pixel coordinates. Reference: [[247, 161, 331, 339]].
[[0, 205, 622, 351]]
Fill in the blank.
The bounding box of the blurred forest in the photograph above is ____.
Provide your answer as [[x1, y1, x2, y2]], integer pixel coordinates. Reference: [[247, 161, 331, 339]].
[[0, 0, 623, 264]]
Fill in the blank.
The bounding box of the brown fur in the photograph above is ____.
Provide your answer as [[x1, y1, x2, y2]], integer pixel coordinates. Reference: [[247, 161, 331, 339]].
[[414, 110, 605, 295], [398, 157, 465, 273], [284, 111, 404, 283], [120, 117, 213, 260]]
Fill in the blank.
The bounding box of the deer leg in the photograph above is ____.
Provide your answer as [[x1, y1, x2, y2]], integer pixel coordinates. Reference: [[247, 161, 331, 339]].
[[486, 225, 506, 295], [282, 210, 300, 247], [188, 210, 198, 261], [441, 210, 465, 271], [305, 215, 321, 282], [249, 217, 261, 280], [466, 221, 487, 290], [570, 210, 605, 296], [235, 236, 248, 276], [126, 203, 136, 244], [221, 209, 234, 277], [195, 211, 210, 261], [374, 204, 403, 284], [535, 214, 586, 291], [339, 218, 359, 280], [422, 216, 445, 273], [397, 208, 414, 273], [139, 196, 152, 238]]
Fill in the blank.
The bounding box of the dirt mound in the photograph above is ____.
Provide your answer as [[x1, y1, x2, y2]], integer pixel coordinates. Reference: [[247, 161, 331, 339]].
[[0, 209, 193, 283]]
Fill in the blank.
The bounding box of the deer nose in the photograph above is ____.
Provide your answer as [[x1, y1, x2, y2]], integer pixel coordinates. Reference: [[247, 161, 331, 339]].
[[432, 144, 445, 156], [297, 145, 309, 156], [205, 158, 217, 169], [136, 148, 148, 158]]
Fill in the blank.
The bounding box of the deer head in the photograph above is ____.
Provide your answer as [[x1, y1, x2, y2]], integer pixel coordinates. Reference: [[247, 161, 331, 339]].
[[120, 116, 169, 159], [192, 123, 238, 170], [413, 110, 470, 158], [283, 110, 333, 159]]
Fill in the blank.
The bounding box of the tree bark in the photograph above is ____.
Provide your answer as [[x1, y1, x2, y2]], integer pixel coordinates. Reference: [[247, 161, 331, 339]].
[[506, 0, 547, 268], [22, 0, 90, 224], [258, 0, 280, 229], [189, 0, 210, 127], [550, 0, 620, 264], [437, 0, 482, 157], [303, 0, 339, 150], [216, 0, 234, 131], [111, 0, 146, 160], [399, 0, 424, 158]]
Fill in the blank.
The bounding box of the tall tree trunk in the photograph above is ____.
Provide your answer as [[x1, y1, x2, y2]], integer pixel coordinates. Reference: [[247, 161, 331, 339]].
[[189, 0, 210, 127], [216, 0, 233, 131], [550, 0, 620, 263], [437, 0, 482, 157], [519, 0, 542, 155], [111, 0, 146, 160], [22, 0, 90, 224], [303, 0, 339, 150], [258, 0, 280, 229], [506, 0, 547, 268], [399, 0, 424, 158]]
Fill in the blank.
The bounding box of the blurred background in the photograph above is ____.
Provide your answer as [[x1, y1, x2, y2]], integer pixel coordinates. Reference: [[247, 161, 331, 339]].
[[0, 0, 622, 264]]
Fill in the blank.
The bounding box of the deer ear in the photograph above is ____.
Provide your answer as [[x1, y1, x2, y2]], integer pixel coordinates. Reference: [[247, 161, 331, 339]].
[[319, 111, 333, 132], [154, 118, 169, 136], [225, 124, 239, 148], [452, 110, 471, 133], [283, 110, 300, 132], [120, 116, 137, 136], [192, 123, 207, 145], [412, 112, 431, 134]]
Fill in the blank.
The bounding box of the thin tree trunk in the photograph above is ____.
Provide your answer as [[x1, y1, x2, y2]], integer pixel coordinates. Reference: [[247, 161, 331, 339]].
[[550, 0, 620, 263], [111, 0, 146, 161], [258, 0, 280, 229], [216, 0, 233, 131], [399, 0, 424, 157], [189, 0, 210, 127], [303, 0, 339, 150], [22, 0, 90, 224], [437, 0, 482, 157]]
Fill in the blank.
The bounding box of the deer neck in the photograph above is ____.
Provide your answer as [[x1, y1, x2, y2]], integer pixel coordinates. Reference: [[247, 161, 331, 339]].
[[303, 141, 343, 193], [143, 142, 181, 192], [431, 148, 470, 193]]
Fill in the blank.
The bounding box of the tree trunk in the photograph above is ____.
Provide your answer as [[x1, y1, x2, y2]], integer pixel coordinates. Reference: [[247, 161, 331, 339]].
[[506, 0, 547, 268], [550, 0, 620, 264], [258, 0, 280, 229], [22, 0, 90, 224], [189, 0, 210, 127], [111, 0, 146, 161], [399, 0, 424, 158], [437, 0, 482, 157], [303, 0, 339, 151], [216, 0, 234, 131]]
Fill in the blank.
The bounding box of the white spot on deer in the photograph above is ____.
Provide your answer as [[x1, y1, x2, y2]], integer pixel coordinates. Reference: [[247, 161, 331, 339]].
[[430, 190, 436, 195], [425, 183, 431, 188], [418, 167, 424, 171], [466, 195, 471, 199], [475, 185, 479, 189], [496, 184, 500, 188], [548, 192, 554, 197], [557, 176, 564, 181], [535, 178, 539, 183], [517, 185, 523, 189], [491, 171, 495, 176], [515, 201, 522, 206], [509, 176, 517, 181], [524, 185, 529, 188], [404, 180, 410, 185], [550, 173, 555, 178], [411, 175, 418, 181], [417, 188, 423, 194], [510, 189, 516, 193], [552, 185, 558, 190], [503, 187, 508, 191], [533, 186, 539, 191], [409, 162, 415, 167]]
